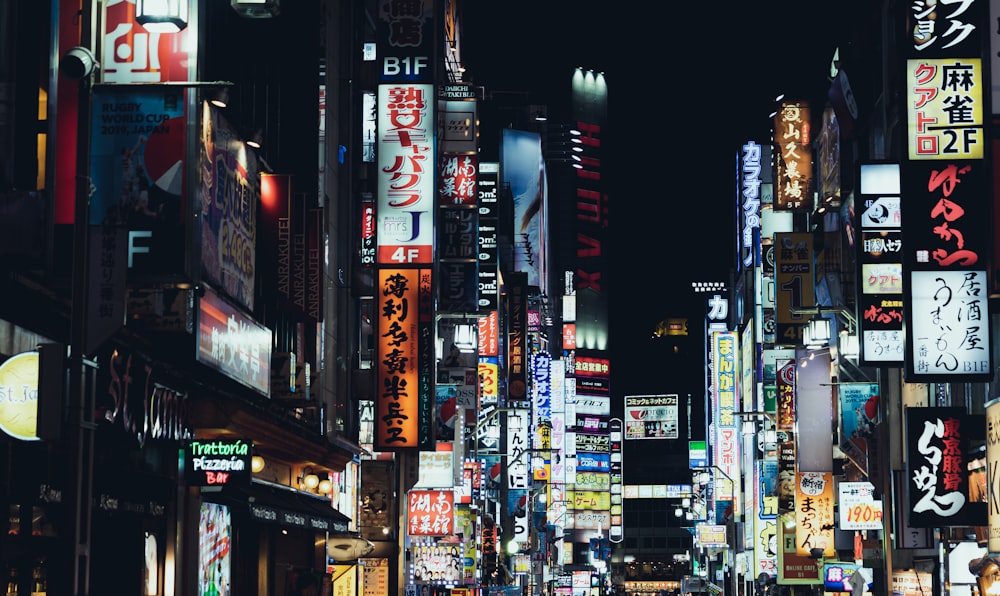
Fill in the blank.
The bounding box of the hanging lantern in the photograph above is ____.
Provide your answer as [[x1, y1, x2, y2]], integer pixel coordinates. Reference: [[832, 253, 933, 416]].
[[135, 0, 189, 33]]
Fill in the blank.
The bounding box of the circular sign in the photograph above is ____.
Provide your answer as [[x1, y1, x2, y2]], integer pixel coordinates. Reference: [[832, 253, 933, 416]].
[[0, 352, 40, 441]]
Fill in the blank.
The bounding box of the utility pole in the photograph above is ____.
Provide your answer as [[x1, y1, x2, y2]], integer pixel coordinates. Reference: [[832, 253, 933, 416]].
[[64, 1, 98, 591]]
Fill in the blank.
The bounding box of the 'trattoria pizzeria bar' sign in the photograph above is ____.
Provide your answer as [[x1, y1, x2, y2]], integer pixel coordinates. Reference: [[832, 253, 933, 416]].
[[184, 438, 252, 487]]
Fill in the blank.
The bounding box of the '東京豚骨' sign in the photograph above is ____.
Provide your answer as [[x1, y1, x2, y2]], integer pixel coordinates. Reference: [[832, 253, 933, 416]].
[[184, 438, 252, 487]]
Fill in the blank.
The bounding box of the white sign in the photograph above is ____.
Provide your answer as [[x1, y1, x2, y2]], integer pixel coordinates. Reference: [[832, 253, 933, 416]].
[[838, 482, 884, 530]]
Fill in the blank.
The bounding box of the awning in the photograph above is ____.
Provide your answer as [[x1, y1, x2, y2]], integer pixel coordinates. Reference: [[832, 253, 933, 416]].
[[204, 481, 350, 534]]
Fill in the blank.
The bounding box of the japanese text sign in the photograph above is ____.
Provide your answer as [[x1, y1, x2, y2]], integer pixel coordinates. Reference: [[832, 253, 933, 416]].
[[794, 472, 835, 557], [377, 84, 435, 264], [773, 101, 813, 212], [375, 268, 427, 449], [406, 489, 453, 536]]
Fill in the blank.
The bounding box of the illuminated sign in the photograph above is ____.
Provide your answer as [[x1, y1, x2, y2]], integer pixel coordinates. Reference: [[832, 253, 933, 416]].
[[773, 101, 813, 211], [376, 84, 435, 264], [406, 489, 453, 537], [185, 439, 251, 487], [375, 268, 430, 449], [195, 285, 271, 396]]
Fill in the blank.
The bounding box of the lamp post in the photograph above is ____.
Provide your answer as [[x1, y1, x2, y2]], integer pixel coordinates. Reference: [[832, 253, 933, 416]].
[[692, 466, 737, 596], [63, 1, 98, 591], [61, 3, 200, 593]]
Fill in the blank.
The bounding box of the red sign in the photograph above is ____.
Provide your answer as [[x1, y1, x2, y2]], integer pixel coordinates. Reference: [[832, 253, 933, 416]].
[[439, 154, 478, 206], [406, 489, 453, 536], [478, 310, 499, 357]]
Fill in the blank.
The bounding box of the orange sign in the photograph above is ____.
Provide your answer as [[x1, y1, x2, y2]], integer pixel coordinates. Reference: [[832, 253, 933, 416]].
[[795, 472, 835, 557], [376, 268, 423, 449]]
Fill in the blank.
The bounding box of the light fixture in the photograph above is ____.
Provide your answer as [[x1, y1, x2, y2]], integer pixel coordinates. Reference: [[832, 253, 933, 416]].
[[135, 0, 189, 33], [300, 468, 320, 490], [251, 455, 265, 473], [806, 316, 832, 347], [327, 534, 375, 561], [453, 323, 476, 351], [317, 477, 333, 495], [208, 87, 230, 109], [246, 129, 264, 150], [59, 47, 97, 81], [507, 539, 520, 554], [231, 0, 281, 18], [839, 329, 860, 358]]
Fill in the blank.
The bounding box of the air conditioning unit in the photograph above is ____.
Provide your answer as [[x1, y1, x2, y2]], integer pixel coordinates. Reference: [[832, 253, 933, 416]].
[[231, 0, 280, 19]]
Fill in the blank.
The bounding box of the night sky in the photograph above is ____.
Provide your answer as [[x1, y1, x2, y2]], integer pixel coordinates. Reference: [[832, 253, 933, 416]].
[[461, 2, 847, 402]]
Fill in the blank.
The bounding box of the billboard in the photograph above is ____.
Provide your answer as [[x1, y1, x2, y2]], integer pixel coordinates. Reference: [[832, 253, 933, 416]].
[[376, 84, 435, 265], [375, 268, 432, 449], [195, 284, 272, 397], [624, 394, 679, 439], [500, 129, 547, 291], [200, 103, 259, 311]]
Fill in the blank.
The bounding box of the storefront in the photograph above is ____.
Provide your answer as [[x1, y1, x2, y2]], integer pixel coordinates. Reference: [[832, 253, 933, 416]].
[[201, 480, 351, 595]]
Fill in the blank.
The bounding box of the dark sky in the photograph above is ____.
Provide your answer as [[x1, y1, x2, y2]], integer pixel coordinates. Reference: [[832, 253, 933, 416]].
[[461, 1, 846, 394]]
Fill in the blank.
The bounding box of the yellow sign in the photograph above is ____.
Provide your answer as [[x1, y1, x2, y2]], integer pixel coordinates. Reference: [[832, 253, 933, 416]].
[[0, 352, 41, 441], [567, 490, 611, 510], [906, 58, 983, 160]]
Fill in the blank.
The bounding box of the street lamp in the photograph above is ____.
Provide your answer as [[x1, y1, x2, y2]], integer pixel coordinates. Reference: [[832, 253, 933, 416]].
[[692, 465, 735, 503]]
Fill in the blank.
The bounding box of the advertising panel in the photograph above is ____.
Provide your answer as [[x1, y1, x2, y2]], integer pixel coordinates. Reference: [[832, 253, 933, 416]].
[[624, 394, 678, 439], [838, 383, 879, 474], [376, 83, 435, 264], [901, 2, 993, 381], [500, 129, 548, 291], [477, 162, 500, 311], [712, 332, 739, 500], [905, 58, 984, 160], [410, 543, 464, 584], [570, 87, 610, 352], [696, 524, 727, 547], [438, 97, 478, 154], [753, 460, 778, 578], [566, 491, 611, 511], [91, 86, 187, 228], [532, 351, 552, 451], [988, 398, 1000, 551], [199, 503, 232, 596], [101, 0, 195, 84], [260, 173, 313, 321], [196, 284, 272, 397], [375, 268, 430, 449], [777, 513, 819, 584], [506, 273, 528, 405], [774, 233, 814, 343], [773, 101, 813, 212], [739, 141, 768, 270], [360, 195, 376, 266], [908, 270, 990, 378], [406, 490, 453, 537], [0, 351, 43, 441], [360, 558, 389, 596], [858, 164, 905, 365], [377, 0, 434, 83], [795, 472, 835, 557], [838, 482, 883, 531], [439, 154, 478, 206], [184, 438, 251, 487], [200, 103, 259, 311], [906, 407, 985, 527]]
